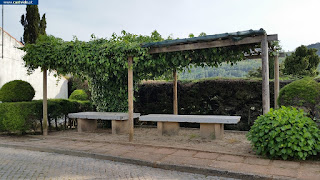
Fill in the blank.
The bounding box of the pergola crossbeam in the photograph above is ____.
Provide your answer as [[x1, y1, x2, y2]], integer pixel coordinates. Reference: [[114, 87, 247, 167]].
[[148, 34, 278, 54]]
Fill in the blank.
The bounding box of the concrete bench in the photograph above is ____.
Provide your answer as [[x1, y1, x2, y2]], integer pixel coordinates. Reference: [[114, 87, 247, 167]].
[[139, 114, 240, 139], [68, 112, 140, 134]]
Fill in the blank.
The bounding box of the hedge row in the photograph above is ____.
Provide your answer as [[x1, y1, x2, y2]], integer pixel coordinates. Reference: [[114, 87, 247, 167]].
[[135, 79, 292, 130], [0, 99, 92, 133]]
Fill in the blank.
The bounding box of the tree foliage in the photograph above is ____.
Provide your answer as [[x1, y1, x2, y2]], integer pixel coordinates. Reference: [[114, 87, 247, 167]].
[[20, 31, 258, 112], [283, 45, 320, 77], [20, 5, 46, 44], [307, 42, 320, 56]]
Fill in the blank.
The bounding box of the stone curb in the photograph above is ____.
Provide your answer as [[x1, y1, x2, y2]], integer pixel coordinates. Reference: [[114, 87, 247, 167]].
[[0, 143, 287, 180]]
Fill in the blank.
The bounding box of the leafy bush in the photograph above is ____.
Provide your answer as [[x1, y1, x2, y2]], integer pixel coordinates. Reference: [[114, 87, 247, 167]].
[[247, 106, 320, 160], [69, 89, 88, 101], [0, 99, 92, 133], [0, 80, 35, 102], [278, 77, 320, 118], [0, 102, 39, 132]]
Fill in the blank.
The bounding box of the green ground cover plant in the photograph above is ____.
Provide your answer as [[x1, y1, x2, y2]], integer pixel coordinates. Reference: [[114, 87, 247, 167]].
[[247, 106, 320, 160]]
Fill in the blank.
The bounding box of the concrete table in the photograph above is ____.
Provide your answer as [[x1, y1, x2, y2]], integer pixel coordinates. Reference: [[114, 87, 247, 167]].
[[68, 112, 140, 134], [139, 114, 240, 139]]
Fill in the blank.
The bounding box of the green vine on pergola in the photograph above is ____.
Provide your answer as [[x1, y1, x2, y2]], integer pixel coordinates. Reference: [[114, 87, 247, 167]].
[[20, 31, 273, 112]]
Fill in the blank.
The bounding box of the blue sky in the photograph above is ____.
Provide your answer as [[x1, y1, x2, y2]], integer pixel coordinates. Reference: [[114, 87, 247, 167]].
[[4, 0, 320, 51]]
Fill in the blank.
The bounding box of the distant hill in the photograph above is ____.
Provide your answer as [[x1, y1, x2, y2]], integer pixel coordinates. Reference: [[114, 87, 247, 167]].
[[179, 58, 285, 80], [307, 42, 320, 56]]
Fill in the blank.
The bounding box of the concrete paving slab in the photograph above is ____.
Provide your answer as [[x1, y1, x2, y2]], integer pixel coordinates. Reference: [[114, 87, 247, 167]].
[[134, 146, 158, 153], [297, 168, 320, 180], [153, 148, 177, 155], [194, 152, 220, 160], [210, 160, 244, 171], [122, 151, 167, 162], [244, 157, 270, 166], [217, 155, 245, 163], [272, 160, 301, 169], [233, 163, 270, 176], [171, 149, 198, 157], [161, 155, 213, 167], [269, 166, 299, 178]]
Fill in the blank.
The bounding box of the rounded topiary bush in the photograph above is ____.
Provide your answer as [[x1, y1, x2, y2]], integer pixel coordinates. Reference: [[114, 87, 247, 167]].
[[278, 77, 320, 118], [0, 80, 35, 102], [247, 106, 320, 160], [69, 89, 88, 101]]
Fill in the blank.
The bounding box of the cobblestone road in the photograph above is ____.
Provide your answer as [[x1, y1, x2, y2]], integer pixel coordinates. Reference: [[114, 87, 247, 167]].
[[0, 147, 235, 180]]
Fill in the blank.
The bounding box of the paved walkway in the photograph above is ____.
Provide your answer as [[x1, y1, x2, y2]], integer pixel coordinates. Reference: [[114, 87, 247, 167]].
[[0, 135, 319, 180], [0, 147, 233, 180]]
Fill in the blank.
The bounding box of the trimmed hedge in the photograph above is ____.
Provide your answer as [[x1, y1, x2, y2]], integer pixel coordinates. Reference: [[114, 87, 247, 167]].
[[278, 77, 320, 118], [0, 80, 35, 102], [135, 79, 292, 130], [69, 89, 89, 101], [0, 99, 92, 133]]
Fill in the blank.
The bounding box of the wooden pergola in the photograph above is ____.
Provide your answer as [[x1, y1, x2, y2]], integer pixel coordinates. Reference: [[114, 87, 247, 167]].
[[127, 29, 279, 141]]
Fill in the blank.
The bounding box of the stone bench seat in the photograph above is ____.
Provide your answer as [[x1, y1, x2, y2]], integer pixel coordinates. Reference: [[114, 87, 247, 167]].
[[139, 114, 241, 139], [68, 112, 140, 134]]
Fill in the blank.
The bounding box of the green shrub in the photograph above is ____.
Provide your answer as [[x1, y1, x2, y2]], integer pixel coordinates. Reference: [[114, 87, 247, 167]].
[[69, 89, 88, 101], [0, 80, 35, 102], [0, 102, 39, 132], [278, 77, 320, 118], [247, 106, 320, 160], [0, 99, 93, 133]]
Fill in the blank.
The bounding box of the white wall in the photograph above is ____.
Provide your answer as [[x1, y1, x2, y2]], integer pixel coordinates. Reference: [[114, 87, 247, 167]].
[[0, 28, 68, 100]]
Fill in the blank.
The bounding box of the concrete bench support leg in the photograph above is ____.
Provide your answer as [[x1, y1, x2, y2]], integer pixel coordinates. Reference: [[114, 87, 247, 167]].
[[200, 123, 224, 139], [112, 120, 129, 134], [158, 122, 179, 135], [77, 118, 97, 132]]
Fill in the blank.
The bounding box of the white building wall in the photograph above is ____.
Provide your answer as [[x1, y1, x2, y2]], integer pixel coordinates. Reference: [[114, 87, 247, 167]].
[[0, 28, 68, 100]]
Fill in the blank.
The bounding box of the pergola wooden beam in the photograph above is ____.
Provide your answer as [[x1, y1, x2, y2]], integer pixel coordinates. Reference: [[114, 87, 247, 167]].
[[148, 34, 278, 54]]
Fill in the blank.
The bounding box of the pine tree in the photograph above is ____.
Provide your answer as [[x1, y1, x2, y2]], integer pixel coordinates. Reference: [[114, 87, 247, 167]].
[[20, 5, 46, 44]]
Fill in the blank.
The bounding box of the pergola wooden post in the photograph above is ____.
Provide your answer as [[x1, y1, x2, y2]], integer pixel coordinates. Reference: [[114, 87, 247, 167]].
[[261, 34, 270, 114], [173, 70, 178, 115], [43, 68, 48, 136], [274, 53, 280, 109], [128, 56, 134, 142]]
